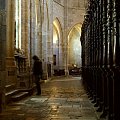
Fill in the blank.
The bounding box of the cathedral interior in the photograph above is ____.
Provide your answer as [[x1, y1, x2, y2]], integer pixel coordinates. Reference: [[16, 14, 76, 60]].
[[0, 0, 120, 120]]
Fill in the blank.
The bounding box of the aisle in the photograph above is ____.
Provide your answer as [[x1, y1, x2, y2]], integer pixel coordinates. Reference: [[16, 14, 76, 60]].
[[0, 76, 99, 120]]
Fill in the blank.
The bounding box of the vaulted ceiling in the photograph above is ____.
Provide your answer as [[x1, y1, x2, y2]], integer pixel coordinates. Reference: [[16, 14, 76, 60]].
[[54, 0, 87, 8], [53, 0, 88, 25]]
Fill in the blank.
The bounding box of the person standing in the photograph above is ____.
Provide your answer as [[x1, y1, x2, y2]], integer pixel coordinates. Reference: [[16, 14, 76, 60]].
[[32, 55, 42, 95]]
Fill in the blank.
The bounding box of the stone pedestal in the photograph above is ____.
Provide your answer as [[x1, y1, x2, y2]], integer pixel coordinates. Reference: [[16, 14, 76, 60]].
[[65, 70, 69, 76], [42, 72, 48, 80], [6, 57, 17, 85]]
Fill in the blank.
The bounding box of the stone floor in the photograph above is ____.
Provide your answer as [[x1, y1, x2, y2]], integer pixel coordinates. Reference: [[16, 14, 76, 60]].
[[0, 76, 106, 120]]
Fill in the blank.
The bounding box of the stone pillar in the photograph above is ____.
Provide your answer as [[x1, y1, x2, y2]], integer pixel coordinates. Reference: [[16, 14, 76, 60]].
[[24, 1, 29, 68], [36, 0, 42, 59], [21, 0, 29, 54], [21, 0, 29, 65], [0, 0, 7, 112], [46, 0, 53, 77], [6, 0, 17, 85], [59, 41, 64, 70], [38, 0, 43, 60], [41, 0, 49, 80], [28, 0, 37, 69], [64, 0, 69, 76], [29, 0, 33, 68], [42, 33, 48, 80]]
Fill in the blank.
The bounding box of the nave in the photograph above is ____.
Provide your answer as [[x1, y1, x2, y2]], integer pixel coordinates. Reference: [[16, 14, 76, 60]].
[[0, 76, 103, 120]]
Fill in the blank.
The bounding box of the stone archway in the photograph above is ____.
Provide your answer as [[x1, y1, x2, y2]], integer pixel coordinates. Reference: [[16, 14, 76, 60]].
[[68, 23, 82, 70], [53, 18, 64, 75]]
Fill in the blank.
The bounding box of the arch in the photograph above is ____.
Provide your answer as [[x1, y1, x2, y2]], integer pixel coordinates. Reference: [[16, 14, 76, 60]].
[[68, 23, 82, 38], [67, 23, 82, 69], [53, 17, 63, 71], [53, 17, 63, 39], [53, 17, 62, 45], [53, 24, 59, 44]]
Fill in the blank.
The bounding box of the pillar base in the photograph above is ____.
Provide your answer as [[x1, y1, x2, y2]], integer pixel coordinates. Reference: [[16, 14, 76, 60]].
[[42, 72, 48, 80], [6, 57, 17, 85], [65, 70, 69, 76]]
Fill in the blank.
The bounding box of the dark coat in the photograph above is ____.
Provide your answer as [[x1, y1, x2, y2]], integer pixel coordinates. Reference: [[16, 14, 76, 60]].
[[33, 60, 42, 75]]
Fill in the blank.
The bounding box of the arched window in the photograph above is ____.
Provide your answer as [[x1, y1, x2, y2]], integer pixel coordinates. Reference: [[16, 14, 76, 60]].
[[15, 0, 21, 49]]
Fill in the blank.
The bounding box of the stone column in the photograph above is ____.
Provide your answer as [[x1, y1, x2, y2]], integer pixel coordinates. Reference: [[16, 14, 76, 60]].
[[21, 0, 29, 67], [21, 0, 29, 54], [38, 0, 43, 60], [41, 0, 48, 80], [24, 1, 29, 68], [31, 1, 36, 58], [64, 0, 69, 76], [46, 0, 53, 77], [0, 0, 7, 112], [34, 0, 43, 62], [59, 38, 64, 70], [6, 0, 17, 85]]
